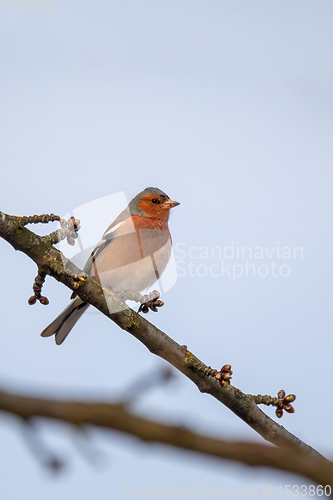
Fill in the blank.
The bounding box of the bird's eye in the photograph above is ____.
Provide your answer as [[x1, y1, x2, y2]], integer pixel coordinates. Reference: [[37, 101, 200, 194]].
[[151, 198, 159, 204]]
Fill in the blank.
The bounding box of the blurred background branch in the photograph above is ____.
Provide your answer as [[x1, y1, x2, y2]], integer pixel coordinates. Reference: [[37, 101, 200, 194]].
[[1, 386, 332, 487]]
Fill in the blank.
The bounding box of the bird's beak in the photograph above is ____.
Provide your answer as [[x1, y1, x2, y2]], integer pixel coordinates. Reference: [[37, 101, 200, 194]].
[[163, 199, 180, 209]]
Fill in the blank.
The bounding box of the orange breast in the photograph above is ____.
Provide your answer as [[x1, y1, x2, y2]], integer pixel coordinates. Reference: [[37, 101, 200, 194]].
[[91, 216, 171, 278]]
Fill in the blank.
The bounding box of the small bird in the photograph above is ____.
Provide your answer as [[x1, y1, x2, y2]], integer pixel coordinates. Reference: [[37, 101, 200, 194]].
[[41, 187, 179, 345]]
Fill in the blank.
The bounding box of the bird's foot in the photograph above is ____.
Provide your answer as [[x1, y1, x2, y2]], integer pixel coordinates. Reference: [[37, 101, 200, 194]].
[[138, 290, 164, 313]]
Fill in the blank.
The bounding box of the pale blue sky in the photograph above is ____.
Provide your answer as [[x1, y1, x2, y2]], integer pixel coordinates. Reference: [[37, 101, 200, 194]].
[[1, 1, 333, 499]]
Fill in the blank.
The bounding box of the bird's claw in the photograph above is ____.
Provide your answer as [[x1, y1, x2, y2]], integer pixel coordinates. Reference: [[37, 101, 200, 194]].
[[138, 290, 164, 313]]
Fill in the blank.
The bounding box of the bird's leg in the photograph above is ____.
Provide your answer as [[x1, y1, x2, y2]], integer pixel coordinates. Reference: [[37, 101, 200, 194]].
[[138, 290, 164, 313], [117, 290, 164, 313]]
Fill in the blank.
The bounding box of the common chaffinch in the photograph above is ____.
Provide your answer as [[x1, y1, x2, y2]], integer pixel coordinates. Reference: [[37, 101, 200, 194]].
[[41, 187, 179, 345]]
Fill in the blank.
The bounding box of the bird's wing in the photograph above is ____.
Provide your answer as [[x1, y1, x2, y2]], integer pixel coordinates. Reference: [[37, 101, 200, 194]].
[[83, 208, 131, 276]]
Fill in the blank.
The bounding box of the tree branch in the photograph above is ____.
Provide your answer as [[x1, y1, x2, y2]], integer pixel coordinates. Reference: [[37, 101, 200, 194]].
[[0, 387, 332, 487], [0, 211, 331, 480]]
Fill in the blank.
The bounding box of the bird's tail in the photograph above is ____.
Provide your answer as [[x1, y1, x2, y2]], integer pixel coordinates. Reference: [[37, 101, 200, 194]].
[[40, 296, 89, 345]]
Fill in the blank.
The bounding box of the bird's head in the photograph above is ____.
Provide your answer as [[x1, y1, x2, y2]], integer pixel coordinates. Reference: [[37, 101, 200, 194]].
[[130, 187, 179, 220]]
